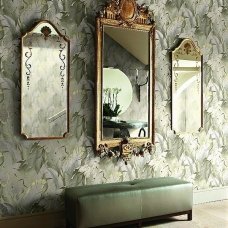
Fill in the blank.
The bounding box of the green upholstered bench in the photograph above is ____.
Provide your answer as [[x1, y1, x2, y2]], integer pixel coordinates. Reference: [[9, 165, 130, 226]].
[[65, 177, 193, 228]]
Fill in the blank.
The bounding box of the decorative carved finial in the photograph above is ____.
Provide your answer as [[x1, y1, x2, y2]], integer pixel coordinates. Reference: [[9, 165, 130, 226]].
[[184, 43, 191, 54], [97, 138, 153, 164], [173, 39, 201, 60], [101, 0, 154, 25], [41, 26, 51, 40], [121, 137, 133, 161]]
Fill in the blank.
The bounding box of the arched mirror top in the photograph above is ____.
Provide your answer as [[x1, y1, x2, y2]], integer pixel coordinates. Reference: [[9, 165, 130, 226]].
[[98, 0, 154, 26], [172, 38, 201, 61]]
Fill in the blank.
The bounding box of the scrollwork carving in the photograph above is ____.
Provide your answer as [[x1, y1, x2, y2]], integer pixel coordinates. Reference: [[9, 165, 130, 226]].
[[59, 42, 66, 88], [98, 138, 153, 164], [173, 39, 201, 60], [25, 47, 32, 89], [100, 0, 154, 25]]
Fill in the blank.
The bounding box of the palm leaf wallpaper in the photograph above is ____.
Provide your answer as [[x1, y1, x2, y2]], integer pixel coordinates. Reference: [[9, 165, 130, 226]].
[[0, 0, 228, 217]]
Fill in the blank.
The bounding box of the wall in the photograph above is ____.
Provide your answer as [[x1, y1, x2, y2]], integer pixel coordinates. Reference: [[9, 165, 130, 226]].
[[0, 0, 227, 217]]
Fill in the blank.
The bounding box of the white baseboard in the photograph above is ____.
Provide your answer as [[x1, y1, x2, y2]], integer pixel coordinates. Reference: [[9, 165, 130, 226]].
[[193, 186, 228, 204]]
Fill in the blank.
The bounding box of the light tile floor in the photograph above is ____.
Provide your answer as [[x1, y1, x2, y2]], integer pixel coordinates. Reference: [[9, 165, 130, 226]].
[[143, 200, 228, 228]]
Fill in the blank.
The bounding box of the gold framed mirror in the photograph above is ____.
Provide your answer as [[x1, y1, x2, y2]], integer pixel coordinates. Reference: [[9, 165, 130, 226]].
[[95, 0, 155, 161], [21, 20, 70, 139], [171, 38, 203, 133]]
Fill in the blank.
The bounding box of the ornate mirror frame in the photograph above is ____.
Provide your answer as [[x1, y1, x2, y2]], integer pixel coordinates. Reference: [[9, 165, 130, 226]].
[[95, 0, 155, 162], [171, 38, 203, 133], [21, 20, 70, 139]]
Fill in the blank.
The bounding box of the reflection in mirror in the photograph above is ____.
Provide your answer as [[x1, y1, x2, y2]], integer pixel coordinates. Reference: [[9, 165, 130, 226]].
[[21, 20, 69, 139], [102, 26, 149, 139], [172, 38, 203, 133], [103, 68, 133, 115], [95, 0, 155, 161]]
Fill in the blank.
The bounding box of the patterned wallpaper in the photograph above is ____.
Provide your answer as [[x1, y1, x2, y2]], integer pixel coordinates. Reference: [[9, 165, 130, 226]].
[[0, 0, 227, 217]]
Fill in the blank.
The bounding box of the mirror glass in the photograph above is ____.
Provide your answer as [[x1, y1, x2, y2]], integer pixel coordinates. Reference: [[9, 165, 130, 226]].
[[172, 39, 202, 133], [102, 26, 150, 139], [21, 21, 69, 139]]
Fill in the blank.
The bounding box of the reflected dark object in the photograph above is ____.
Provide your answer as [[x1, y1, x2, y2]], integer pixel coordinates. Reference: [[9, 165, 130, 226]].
[[113, 129, 130, 138], [136, 69, 148, 102], [103, 119, 147, 138], [138, 127, 146, 137]]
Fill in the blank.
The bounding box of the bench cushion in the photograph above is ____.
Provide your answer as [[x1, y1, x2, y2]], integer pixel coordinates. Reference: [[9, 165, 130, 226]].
[[140, 178, 192, 218], [65, 177, 192, 227]]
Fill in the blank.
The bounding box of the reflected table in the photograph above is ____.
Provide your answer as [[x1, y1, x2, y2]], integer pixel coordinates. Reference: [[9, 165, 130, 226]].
[[103, 119, 148, 138]]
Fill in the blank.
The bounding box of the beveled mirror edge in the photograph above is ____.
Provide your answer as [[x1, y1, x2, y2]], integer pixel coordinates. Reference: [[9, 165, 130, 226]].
[[95, 7, 155, 159], [170, 38, 203, 134], [200, 54, 203, 131], [21, 20, 70, 140]]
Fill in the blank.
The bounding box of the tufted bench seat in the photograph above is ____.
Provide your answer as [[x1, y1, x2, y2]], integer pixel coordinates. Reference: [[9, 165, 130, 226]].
[[65, 177, 193, 228]]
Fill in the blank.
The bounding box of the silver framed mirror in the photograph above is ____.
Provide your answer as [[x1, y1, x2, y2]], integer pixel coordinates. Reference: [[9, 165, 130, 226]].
[[21, 20, 70, 139], [95, 0, 155, 161], [171, 38, 203, 133]]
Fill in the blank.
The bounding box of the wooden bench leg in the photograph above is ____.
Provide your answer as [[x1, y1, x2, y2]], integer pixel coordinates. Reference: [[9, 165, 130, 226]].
[[187, 210, 192, 221]]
